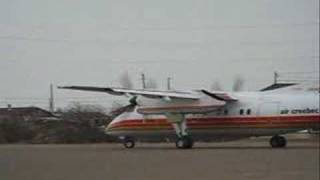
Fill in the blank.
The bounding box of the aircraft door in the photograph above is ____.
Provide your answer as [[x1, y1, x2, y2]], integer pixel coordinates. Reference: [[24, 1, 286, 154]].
[[258, 102, 280, 124]]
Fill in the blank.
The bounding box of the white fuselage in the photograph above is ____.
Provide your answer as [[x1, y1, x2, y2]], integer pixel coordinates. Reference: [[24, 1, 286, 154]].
[[106, 91, 320, 142]]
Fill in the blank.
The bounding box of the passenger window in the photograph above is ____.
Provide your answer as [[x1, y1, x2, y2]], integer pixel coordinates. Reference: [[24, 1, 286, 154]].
[[224, 109, 228, 115], [247, 109, 251, 115], [239, 109, 244, 115]]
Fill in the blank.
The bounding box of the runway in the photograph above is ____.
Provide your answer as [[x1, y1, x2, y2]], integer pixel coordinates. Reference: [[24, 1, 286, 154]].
[[0, 136, 319, 180]]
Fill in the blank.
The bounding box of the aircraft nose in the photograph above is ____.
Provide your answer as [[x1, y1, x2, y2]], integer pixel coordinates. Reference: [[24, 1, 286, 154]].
[[105, 122, 114, 134]]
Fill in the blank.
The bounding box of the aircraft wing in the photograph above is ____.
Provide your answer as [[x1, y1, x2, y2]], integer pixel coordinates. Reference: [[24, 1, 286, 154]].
[[58, 86, 200, 100], [59, 86, 239, 114]]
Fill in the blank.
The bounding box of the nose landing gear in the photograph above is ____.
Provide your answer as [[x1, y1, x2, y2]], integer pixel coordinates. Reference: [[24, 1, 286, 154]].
[[270, 135, 287, 148], [123, 137, 135, 149]]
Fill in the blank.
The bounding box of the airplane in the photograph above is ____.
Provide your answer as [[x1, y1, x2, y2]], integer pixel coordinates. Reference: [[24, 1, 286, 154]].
[[59, 83, 320, 149]]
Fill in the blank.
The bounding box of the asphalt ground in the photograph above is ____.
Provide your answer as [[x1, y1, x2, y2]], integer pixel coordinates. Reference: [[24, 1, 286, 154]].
[[0, 135, 319, 180]]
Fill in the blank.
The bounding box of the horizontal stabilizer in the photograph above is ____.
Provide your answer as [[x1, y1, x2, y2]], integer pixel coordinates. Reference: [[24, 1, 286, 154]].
[[260, 83, 297, 91]]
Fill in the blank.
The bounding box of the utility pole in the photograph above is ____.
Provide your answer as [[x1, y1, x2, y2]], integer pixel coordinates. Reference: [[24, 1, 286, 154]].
[[49, 83, 55, 113], [274, 71, 279, 84], [167, 77, 172, 90], [141, 73, 146, 89]]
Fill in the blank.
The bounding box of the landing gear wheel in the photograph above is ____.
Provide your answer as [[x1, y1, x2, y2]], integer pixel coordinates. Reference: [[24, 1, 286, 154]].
[[175, 136, 194, 149], [123, 138, 135, 149], [270, 135, 287, 148]]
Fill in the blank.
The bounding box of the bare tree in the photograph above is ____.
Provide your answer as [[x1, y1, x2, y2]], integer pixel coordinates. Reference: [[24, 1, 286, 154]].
[[119, 71, 134, 89], [232, 75, 245, 92], [211, 80, 223, 91], [145, 78, 158, 89]]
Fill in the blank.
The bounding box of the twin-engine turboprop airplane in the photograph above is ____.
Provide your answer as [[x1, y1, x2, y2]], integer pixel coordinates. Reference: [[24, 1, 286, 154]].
[[59, 84, 319, 149]]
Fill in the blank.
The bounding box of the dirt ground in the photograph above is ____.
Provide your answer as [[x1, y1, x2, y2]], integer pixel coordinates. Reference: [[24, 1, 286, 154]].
[[0, 135, 319, 180]]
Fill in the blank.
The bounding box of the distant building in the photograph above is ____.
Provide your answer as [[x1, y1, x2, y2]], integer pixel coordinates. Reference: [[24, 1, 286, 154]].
[[0, 106, 58, 122]]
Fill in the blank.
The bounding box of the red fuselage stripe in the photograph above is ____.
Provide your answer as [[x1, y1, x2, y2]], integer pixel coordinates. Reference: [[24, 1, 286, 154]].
[[108, 115, 320, 131]]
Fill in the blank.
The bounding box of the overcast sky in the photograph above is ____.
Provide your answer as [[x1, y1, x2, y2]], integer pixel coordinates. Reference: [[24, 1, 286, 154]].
[[0, 0, 319, 110]]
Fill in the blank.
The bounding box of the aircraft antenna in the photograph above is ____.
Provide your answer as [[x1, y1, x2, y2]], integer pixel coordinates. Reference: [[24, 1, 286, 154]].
[[141, 73, 146, 89], [167, 77, 172, 90], [49, 83, 55, 113]]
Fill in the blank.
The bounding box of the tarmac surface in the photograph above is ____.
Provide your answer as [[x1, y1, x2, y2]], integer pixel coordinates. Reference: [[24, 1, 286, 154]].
[[0, 135, 319, 180]]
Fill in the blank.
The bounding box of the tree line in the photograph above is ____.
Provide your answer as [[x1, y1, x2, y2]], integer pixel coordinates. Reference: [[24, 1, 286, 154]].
[[0, 104, 117, 144]]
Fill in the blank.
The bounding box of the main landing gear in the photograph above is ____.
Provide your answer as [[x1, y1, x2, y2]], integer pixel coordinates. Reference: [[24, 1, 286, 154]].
[[270, 135, 287, 148], [168, 113, 194, 149], [175, 136, 194, 149]]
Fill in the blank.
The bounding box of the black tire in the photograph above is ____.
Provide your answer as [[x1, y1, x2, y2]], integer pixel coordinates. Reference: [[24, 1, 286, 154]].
[[123, 138, 135, 149], [270, 135, 287, 148], [184, 136, 194, 149], [175, 136, 194, 149], [278, 136, 287, 148]]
